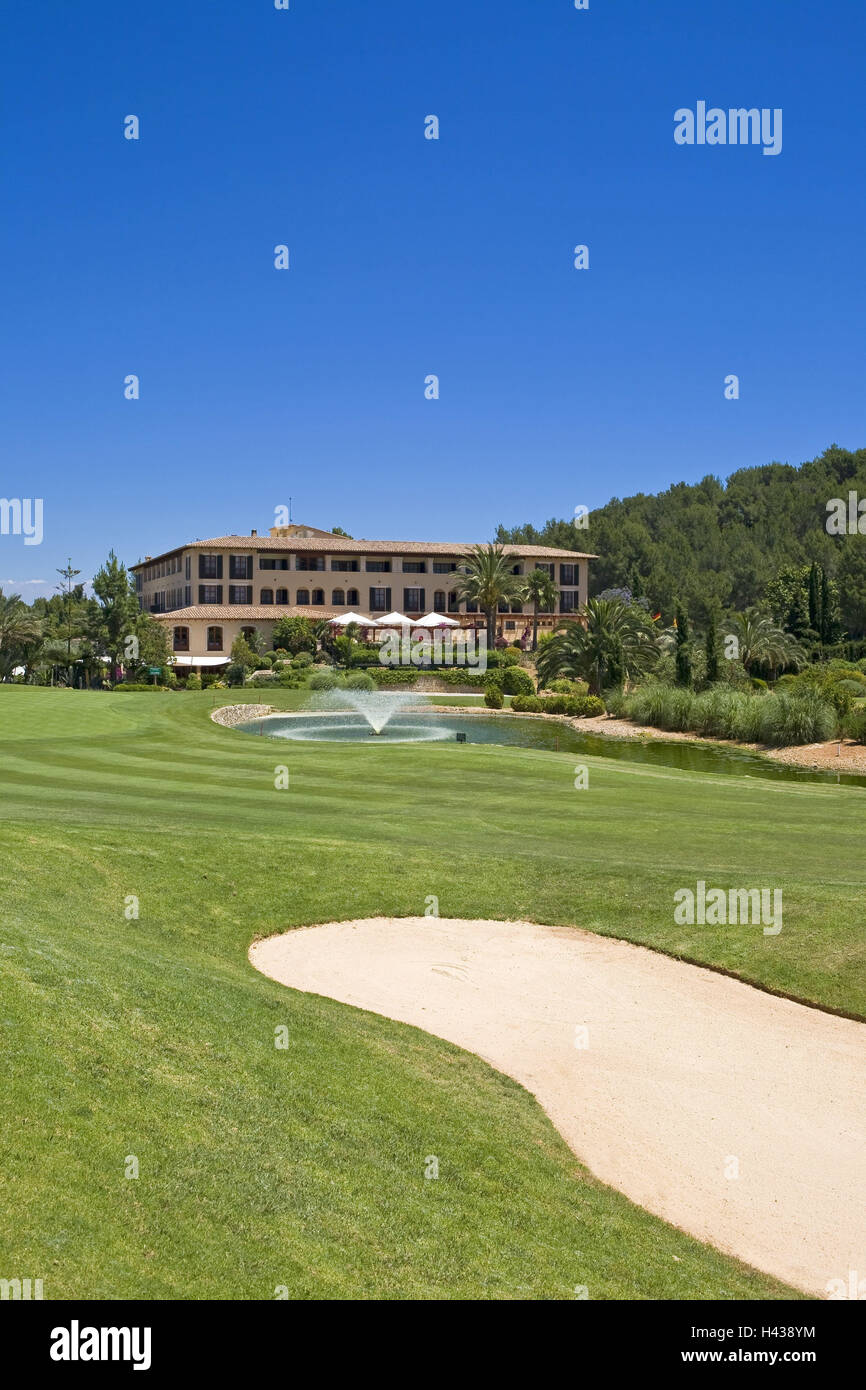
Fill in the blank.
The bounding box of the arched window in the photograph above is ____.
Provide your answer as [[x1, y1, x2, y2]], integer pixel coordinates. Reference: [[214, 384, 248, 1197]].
[[347, 588, 359, 606], [311, 588, 325, 606], [173, 626, 189, 652], [207, 626, 223, 651], [332, 588, 345, 606], [260, 588, 274, 604], [433, 590, 446, 611], [275, 588, 288, 605], [296, 588, 310, 606]]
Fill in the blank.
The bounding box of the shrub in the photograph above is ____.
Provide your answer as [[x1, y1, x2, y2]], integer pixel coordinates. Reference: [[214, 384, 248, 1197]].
[[484, 686, 504, 709], [760, 690, 836, 746], [501, 646, 523, 667], [510, 694, 543, 713], [844, 707, 866, 743], [344, 671, 375, 691], [832, 679, 866, 698], [502, 666, 534, 696], [483, 668, 505, 691], [604, 689, 628, 717], [113, 682, 169, 692], [186, 674, 202, 691], [366, 666, 418, 686], [570, 694, 605, 717], [546, 679, 574, 695], [291, 650, 314, 668], [309, 670, 339, 691], [750, 677, 768, 692]]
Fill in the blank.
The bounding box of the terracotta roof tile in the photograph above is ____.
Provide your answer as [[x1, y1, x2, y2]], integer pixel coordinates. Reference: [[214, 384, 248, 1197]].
[[134, 536, 595, 568]]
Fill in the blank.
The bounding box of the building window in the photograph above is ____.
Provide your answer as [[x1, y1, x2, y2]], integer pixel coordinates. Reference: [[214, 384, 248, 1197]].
[[403, 588, 425, 613], [296, 588, 310, 605], [173, 627, 189, 652], [536, 562, 555, 578], [560, 591, 578, 614], [432, 561, 457, 574], [260, 588, 274, 605], [402, 560, 426, 573], [260, 557, 289, 570], [433, 590, 446, 611], [331, 559, 359, 572], [369, 587, 390, 612], [230, 554, 253, 580], [207, 626, 223, 651], [199, 554, 222, 580], [241, 626, 257, 643], [347, 588, 359, 606], [295, 556, 325, 571], [505, 621, 516, 631], [560, 563, 576, 586], [447, 592, 460, 613], [511, 564, 522, 576], [511, 602, 523, 614], [185, 556, 191, 581], [229, 585, 252, 605], [198, 585, 223, 604], [497, 599, 510, 613], [311, 588, 325, 605], [366, 560, 391, 572], [184, 585, 191, 606], [275, 588, 289, 605], [465, 600, 479, 614], [332, 589, 345, 607]]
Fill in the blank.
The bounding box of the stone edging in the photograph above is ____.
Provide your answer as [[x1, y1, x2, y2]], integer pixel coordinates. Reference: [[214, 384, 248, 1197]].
[[210, 704, 273, 727]]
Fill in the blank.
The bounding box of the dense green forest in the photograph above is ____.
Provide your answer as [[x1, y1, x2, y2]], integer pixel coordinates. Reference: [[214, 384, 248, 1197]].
[[496, 444, 866, 637]]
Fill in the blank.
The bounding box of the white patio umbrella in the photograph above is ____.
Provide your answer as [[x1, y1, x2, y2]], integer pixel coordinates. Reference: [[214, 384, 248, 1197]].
[[376, 611, 411, 626], [330, 612, 375, 626], [413, 612, 460, 628]]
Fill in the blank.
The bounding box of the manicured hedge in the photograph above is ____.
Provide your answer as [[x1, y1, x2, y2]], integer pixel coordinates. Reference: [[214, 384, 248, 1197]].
[[510, 694, 605, 717]]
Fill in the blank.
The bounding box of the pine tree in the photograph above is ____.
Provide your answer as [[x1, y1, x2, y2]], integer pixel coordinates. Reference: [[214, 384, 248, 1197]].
[[675, 601, 692, 687]]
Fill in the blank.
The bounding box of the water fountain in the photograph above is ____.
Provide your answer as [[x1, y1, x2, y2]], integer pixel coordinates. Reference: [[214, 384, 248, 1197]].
[[322, 688, 420, 735]]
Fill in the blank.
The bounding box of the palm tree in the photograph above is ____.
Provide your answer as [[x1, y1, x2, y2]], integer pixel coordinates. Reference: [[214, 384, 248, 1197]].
[[522, 567, 558, 651], [452, 544, 524, 648], [729, 608, 804, 677], [0, 589, 42, 677], [536, 596, 660, 694]]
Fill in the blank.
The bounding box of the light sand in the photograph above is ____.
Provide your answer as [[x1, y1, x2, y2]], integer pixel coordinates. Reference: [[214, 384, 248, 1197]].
[[251, 917, 866, 1297]]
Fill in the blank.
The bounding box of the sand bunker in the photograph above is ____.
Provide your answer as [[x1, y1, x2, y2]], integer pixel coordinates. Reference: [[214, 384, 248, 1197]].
[[250, 917, 866, 1297]]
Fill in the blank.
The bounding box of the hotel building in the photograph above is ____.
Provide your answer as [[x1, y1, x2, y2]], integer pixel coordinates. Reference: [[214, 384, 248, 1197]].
[[131, 524, 593, 666]]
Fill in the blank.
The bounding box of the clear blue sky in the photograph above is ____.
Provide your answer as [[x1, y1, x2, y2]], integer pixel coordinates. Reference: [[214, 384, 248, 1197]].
[[2, 0, 864, 595]]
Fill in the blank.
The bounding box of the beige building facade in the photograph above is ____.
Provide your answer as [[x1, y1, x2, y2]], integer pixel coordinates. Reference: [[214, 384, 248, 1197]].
[[131, 524, 593, 665]]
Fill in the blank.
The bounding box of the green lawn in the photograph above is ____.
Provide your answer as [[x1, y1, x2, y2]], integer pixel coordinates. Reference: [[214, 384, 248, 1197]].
[[5, 686, 860, 1299]]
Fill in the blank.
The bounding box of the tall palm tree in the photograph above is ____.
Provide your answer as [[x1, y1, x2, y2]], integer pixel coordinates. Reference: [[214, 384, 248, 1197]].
[[0, 589, 42, 677], [536, 596, 659, 694], [729, 608, 804, 677], [522, 567, 558, 651], [452, 544, 524, 648]]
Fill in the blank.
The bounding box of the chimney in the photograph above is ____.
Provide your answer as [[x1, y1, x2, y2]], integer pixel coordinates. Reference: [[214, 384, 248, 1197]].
[[251, 529, 257, 537]]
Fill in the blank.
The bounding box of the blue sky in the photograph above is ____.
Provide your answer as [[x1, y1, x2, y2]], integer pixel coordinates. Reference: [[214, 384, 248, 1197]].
[[2, 0, 864, 594]]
